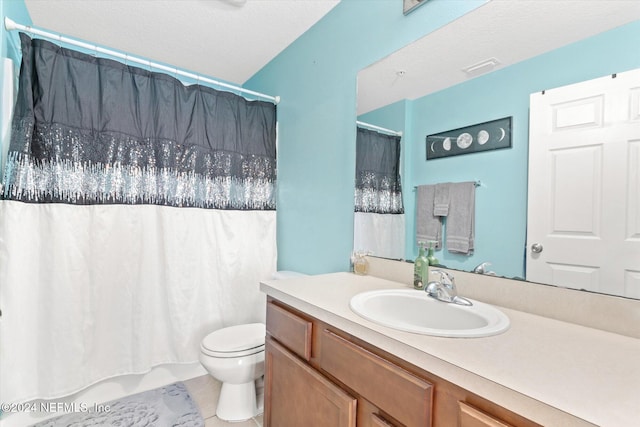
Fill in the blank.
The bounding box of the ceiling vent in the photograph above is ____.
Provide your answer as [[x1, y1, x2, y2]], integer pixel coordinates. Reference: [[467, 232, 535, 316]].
[[462, 58, 500, 78]]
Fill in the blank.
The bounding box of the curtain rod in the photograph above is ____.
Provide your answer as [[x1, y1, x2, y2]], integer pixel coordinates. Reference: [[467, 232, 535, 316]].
[[4, 17, 280, 104], [356, 120, 403, 137]]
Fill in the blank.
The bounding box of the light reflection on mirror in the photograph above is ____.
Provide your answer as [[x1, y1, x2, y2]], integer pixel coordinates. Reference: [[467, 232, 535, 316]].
[[355, 1, 640, 299]]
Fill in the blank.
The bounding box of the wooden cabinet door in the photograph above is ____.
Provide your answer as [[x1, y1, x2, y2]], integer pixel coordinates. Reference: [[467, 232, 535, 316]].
[[264, 336, 357, 427]]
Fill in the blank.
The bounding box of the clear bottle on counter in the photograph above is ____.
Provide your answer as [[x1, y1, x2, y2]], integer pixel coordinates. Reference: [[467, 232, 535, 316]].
[[352, 250, 370, 275], [413, 242, 428, 290]]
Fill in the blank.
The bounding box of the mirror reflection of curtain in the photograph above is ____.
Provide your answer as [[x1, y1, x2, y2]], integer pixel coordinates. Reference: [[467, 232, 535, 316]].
[[0, 34, 277, 403], [354, 127, 404, 259]]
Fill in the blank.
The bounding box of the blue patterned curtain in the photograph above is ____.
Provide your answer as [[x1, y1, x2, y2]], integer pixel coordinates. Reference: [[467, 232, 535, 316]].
[[2, 34, 277, 210]]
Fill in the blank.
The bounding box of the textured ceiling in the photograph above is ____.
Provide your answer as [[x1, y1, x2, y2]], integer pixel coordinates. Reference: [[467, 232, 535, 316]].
[[19, 0, 640, 112], [23, 0, 340, 85], [358, 0, 640, 114]]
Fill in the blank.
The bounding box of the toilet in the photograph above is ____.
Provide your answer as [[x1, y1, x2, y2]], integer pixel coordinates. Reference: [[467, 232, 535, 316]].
[[199, 270, 306, 422]]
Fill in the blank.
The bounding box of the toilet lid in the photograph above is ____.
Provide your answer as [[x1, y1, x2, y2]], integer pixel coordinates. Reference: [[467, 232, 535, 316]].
[[201, 323, 265, 354]]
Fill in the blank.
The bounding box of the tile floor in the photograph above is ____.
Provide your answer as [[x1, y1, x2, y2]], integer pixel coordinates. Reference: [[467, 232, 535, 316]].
[[183, 375, 264, 427]]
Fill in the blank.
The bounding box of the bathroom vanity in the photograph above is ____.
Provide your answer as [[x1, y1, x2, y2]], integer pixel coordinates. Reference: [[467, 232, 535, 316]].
[[260, 264, 640, 427]]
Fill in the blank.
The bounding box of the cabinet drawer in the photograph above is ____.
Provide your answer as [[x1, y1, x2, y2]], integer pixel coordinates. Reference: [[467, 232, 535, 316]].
[[320, 329, 433, 427], [459, 401, 514, 427], [266, 301, 312, 361]]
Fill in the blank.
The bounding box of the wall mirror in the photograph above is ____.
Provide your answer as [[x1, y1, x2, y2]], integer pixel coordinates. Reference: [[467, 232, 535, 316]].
[[355, 1, 640, 299]]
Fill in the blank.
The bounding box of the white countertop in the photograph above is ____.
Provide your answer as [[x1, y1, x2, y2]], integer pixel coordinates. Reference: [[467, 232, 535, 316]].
[[261, 272, 640, 427]]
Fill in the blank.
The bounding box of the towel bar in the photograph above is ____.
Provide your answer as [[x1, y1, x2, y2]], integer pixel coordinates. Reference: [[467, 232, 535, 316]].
[[413, 180, 482, 191]]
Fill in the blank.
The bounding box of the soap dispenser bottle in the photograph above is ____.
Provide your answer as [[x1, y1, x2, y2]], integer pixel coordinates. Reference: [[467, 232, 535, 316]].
[[413, 241, 428, 290], [426, 241, 439, 266], [352, 250, 369, 275]]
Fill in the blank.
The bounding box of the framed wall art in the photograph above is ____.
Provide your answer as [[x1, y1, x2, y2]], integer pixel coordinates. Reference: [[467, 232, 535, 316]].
[[426, 116, 512, 160]]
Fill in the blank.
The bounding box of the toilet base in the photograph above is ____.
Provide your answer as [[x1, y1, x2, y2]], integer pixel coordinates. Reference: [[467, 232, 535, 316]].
[[216, 380, 262, 422]]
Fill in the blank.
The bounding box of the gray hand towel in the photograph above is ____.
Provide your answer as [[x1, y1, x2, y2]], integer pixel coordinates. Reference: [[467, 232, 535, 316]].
[[416, 185, 442, 249], [446, 181, 475, 255], [434, 183, 451, 217]]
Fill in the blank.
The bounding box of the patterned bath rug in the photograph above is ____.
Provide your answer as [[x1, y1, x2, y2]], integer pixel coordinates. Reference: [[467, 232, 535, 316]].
[[31, 382, 204, 427]]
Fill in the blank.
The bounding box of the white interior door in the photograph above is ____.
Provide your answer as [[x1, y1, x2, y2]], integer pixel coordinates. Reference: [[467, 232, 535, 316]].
[[527, 68, 640, 298]]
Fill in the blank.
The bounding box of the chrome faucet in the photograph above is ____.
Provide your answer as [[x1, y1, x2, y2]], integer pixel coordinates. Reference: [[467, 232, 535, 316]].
[[426, 269, 472, 306], [473, 262, 496, 275]]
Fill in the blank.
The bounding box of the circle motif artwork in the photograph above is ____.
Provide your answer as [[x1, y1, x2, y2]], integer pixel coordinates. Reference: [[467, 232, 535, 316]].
[[477, 130, 489, 145], [456, 133, 473, 149], [425, 117, 511, 160]]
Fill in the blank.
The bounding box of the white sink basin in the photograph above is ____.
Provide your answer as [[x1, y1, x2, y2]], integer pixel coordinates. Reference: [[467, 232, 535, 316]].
[[349, 288, 510, 338]]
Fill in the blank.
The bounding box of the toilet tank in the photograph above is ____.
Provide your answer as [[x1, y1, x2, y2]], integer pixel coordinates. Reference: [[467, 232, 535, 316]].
[[272, 270, 307, 280]]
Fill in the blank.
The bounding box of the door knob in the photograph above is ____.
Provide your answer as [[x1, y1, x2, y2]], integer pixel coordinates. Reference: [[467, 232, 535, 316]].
[[531, 243, 543, 253]]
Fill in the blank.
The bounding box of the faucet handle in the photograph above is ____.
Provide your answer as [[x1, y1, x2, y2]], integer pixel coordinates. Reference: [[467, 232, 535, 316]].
[[430, 269, 455, 285], [473, 262, 492, 274], [426, 269, 471, 306]]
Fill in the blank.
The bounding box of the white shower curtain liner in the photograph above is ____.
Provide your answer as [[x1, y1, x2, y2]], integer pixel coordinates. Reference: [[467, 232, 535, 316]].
[[353, 212, 405, 260], [0, 201, 276, 403]]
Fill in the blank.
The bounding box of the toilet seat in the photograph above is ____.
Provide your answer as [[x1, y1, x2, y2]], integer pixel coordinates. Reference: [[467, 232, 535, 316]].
[[201, 323, 265, 358]]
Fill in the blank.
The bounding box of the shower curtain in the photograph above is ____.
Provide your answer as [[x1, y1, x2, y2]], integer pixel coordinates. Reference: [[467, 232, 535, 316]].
[[0, 34, 277, 403], [353, 127, 404, 259]]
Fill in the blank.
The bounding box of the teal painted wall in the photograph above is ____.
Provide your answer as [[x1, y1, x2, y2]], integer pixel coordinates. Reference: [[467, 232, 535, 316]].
[[367, 20, 640, 278], [1, 0, 31, 62], [246, 0, 486, 274]]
